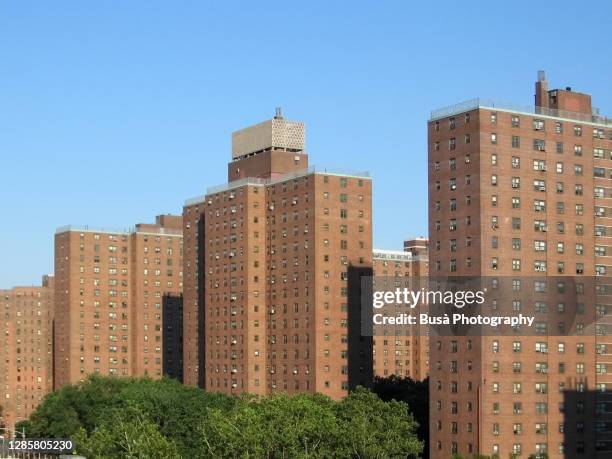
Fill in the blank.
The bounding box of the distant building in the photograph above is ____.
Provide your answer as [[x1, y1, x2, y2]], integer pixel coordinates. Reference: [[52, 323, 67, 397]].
[[0, 276, 54, 430], [372, 246, 429, 380], [53, 215, 183, 388]]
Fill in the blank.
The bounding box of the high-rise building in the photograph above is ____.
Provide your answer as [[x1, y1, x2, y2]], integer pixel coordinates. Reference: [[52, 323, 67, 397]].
[[54, 215, 183, 388], [0, 276, 54, 430], [372, 246, 429, 380], [428, 73, 612, 458], [183, 110, 373, 399]]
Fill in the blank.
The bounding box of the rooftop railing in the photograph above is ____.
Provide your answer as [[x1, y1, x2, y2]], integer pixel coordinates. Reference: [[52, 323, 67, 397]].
[[55, 225, 182, 236], [186, 166, 370, 204], [430, 97, 612, 127]]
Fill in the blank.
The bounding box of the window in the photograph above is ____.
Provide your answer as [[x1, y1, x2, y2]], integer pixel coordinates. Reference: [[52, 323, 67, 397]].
[[556, 142, 564, 154], [491, 154, 497, 165], [556, 182, 564, 194], [533, 139, 546, 151], [512, 136, 520, 148], [534, 200, 546, 212], [512, 177, 520, 189], [449, 138, 456, 150], [533, 180, 546, 192], [511, 116, 520, 127], [491, 175, 497, 186], [556, 202, 565, 214], [512, 197, 520, 209], [555, 122, 563, 133], [533, 119, 545, 130], [511, 156, 520, 168], [556, 162, 563, 173], [574, 125, 582, 137], [491, 133, 497, 144]]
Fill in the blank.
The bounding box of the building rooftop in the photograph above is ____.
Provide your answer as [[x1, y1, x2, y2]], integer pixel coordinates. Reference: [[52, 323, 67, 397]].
[[185, 166, 371, 206], [373, 249, 415, 262], [430, 97, 612, 127]]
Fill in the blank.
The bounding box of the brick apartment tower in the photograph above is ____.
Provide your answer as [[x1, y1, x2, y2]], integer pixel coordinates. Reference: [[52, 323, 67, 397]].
[[54, 215, 183, 388], [0, 276, 54, 430], [183, 110, 373, 398], [372, 243, 429, 380], [428, 73, 612, 458]]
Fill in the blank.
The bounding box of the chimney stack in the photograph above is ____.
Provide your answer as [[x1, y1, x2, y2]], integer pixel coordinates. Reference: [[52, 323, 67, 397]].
[[535, 70, 549, 109]]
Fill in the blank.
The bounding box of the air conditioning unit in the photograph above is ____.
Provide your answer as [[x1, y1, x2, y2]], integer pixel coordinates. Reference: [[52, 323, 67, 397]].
[[293, 369, 298, 374], [231, 310, 237, 316], [269, 369, 275, 374], [231, 368, 237, 373], [232, 383, 237, 388], [270, 308, 275, 314], [269, 205, 275, 210], [229, 193, 235, 200]]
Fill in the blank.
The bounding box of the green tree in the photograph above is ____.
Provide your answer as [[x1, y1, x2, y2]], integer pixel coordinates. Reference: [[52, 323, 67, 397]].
[[200, 392, 340, 457], [372, 375, 429, 453], [334, 387, 423, 458], [21, 376, 423, 458], [74, 406, 181, 459]]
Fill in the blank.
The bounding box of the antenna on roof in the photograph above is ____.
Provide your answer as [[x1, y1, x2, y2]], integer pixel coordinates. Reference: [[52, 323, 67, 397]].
[[274, 107, 284, 119]]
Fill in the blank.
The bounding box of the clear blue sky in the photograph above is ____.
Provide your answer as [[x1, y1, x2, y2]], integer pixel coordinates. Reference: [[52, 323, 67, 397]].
[[1, 0, 611, 287]]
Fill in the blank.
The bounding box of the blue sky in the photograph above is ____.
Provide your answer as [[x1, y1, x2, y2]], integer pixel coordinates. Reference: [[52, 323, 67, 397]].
[[1, 0, 611, 287]]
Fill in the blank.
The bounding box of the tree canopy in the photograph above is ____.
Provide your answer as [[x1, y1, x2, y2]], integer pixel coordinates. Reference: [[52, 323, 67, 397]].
[[18, 376, 423, 458]]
